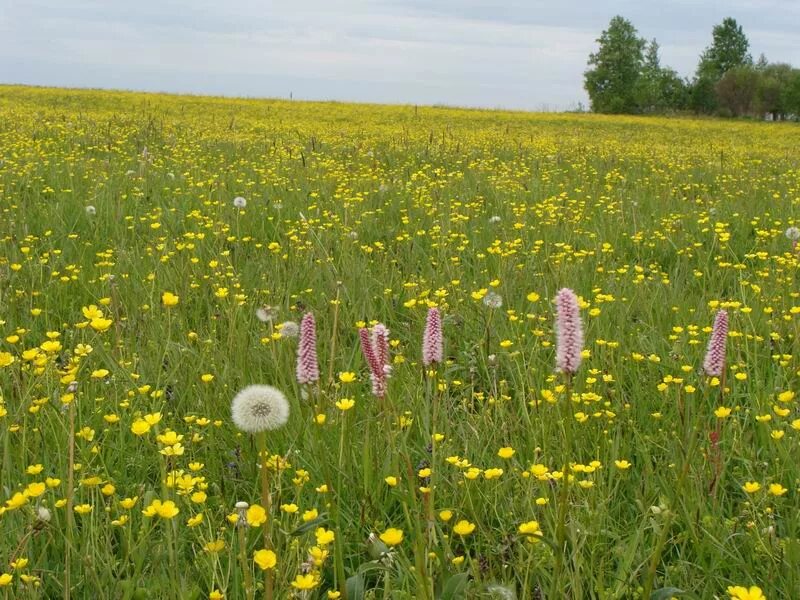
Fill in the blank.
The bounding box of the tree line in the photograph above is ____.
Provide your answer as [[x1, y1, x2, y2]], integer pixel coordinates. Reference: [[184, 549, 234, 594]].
[[584, 16, 800, 119]]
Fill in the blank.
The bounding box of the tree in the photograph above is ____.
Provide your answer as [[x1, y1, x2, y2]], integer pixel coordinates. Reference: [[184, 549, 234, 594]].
[[715, 66, 759, 116], [782, 69, 800, 118], [697, 17, 752, 81], [634, 40, 689, 112], [756, 63, 794, 119], [584, 16, 646, 113]]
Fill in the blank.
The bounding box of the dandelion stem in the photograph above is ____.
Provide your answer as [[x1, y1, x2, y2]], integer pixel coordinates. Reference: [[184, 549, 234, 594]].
[[257, 432, 273, 600]]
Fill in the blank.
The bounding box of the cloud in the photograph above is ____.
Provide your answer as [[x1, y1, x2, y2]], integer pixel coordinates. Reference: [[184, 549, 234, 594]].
[[1, 1, 798, 110]]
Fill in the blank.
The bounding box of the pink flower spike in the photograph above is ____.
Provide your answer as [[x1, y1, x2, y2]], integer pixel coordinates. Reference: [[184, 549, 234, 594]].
[[703, 309, 728, 377], [555, 288, 584, 375], [422, 307, 443, 367], [296, 312, 320, 385]]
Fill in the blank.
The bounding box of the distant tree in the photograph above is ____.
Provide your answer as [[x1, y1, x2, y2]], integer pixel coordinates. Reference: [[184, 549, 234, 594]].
[[756, 63, 794, 119], [697, 17, 752, 81], [782, 69, 800, 118], [689, 77, 718, 114], [634, 40, 689, 112], [584, 16, 646, 113], [715, 66, 759, 116]]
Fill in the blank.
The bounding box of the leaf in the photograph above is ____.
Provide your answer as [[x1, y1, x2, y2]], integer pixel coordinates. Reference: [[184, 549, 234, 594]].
[[440, 573, 469, 600], [650, 587, 686, 600], [288, 516, 327, 536], [346, 573, 365, 600]]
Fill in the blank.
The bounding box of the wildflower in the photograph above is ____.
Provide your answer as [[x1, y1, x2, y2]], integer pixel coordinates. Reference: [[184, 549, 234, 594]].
[[422, 307, 443, 367], [703, 310, 728, 377], [453, 520, 476, 536], [742, 482, 761, 494], [142, 499, 180, 519], [231, 385, 290, 433], [768, 483, 787, 496], [335, 398, 355, 411], [85, 205, 96, 216], [256, 305, 278, 323], [614, 460, 632, 470], [279, 321, 299, 337], [555, 288, 584, 374], [291, 574, 319, 590], [253, 549, 277, 570], [315, 527, 335, 546], [518, 521, 543, 538], [162, 292, 179, 307], [360, 323, 390, 398], [0, 574, 12, 586], [233, 196, 247, 208], [379, 528, 404, 546], [785, 227, 800, 241], [296, 313, 320, 385], [338, 372, 356, 383], [246, 504, 267, 527], [483, 291, 503, 309], [727, 586, 765, 600]]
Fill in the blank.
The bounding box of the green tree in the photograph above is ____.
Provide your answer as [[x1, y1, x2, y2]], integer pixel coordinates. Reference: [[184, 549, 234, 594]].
[[697, 17, 752, 81], [782, 69, 800, 118], [635, 40, 689, 112], [715, 66, 759, 116], [584, 16, 646, 113], [756, 63, 794, 119]]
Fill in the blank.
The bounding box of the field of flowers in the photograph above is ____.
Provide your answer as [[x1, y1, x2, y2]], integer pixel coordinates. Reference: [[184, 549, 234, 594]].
[[0, 85, 799, 599]]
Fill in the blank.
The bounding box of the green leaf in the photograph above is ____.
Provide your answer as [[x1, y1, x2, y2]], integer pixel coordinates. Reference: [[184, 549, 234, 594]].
[[288, 516, 327, 536], [345, 573, 365, 600], [440, 573, 469, 600], [651, 587, 686, 600]]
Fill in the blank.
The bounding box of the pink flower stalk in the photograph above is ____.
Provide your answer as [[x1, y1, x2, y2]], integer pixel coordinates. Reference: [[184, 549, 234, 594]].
[[360, 325, 390, 398], [296, 312, 319, 385], [555, 288, 584, 375], [703, 309, 728, 377], [422, 307, 443, 367]]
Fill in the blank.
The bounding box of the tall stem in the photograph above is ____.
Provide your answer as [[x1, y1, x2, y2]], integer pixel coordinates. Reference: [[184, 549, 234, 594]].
[[64, 399, 76, 600], [553, 375, 573, 592], [257, 433, 273, 600]]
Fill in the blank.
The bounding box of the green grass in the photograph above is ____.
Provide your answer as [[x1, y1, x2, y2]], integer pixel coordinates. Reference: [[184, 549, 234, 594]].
[[0, 85, 799, 599]]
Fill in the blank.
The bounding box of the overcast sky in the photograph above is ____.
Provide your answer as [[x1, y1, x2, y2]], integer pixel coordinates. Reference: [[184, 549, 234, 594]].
[[1, 1, 799, 111]]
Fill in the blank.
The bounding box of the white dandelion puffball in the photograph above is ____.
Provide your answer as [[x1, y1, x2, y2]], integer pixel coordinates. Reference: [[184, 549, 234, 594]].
[[483, 291, 503, 309], [233, 196, 247, 209], [488, 215, 501, 224], [278, 321, 299, 338], [785, 227, 800, 241], [85, 205, 96, 216], [231, 385, 290, 433]]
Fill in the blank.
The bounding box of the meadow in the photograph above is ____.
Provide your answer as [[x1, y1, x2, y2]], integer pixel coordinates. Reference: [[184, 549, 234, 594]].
[[0, 85, 799, 599]]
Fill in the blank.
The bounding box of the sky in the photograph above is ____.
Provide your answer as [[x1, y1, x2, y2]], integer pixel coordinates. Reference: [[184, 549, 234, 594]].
[[1, 1, 799, 111]]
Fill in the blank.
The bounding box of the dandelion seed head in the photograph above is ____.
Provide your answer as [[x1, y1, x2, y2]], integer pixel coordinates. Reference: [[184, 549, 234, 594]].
[[483, 291, 503, 309], [231, 385, 290, 434], [256, 305, 278, 323], [233, 196, 247, 208], [785, 227, 800, 241], [279, 321, 299, 338], [85, 205, 96, 216]]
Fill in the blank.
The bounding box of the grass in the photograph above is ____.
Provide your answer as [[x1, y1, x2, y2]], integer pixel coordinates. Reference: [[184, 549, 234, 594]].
[[0, 84, 799, 599]]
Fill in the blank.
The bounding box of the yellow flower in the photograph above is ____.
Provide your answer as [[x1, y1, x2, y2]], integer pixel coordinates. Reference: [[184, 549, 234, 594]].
[[379, 528, 404, 546], [201, 374, 214, 383], [526, 292, 540, 302], [614, 460, 631, 470], [5, 493, 29, 510], [280, 503, 299, 513], [453, 520, 476, 536], [291, 574, 319, 590], [335, 398, 355, 411], [742, 482, 761, 494], [24, 482, 46, 497], [209, 590, 224, 600], [204, 540, 225, 553], [130, 419, 151, 436], [120, 497, 139, 509], [0, 573, 13, 586], [253, 549, 277, 570], [768, 483, 787, 496], [143, 499, 179, 519], [303, 509, 318, 522], [90, 317, 113, 332], [187, 513, 204, 527], [384, 476, 398, 487], [246, 504, 267, 527], [714, 406, 732, 418], [727, 586, 765, 600], [162, 292, 180, 307], [74, 504, 92, 515], [518, 521, 542, 538], [497, 447, 515, 459], [777, 390, 795, 403], [0, 352, 15, 368], [439, 510, 453, 522], [315, 527, 335, 546], [338, 372, 356, 383]]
